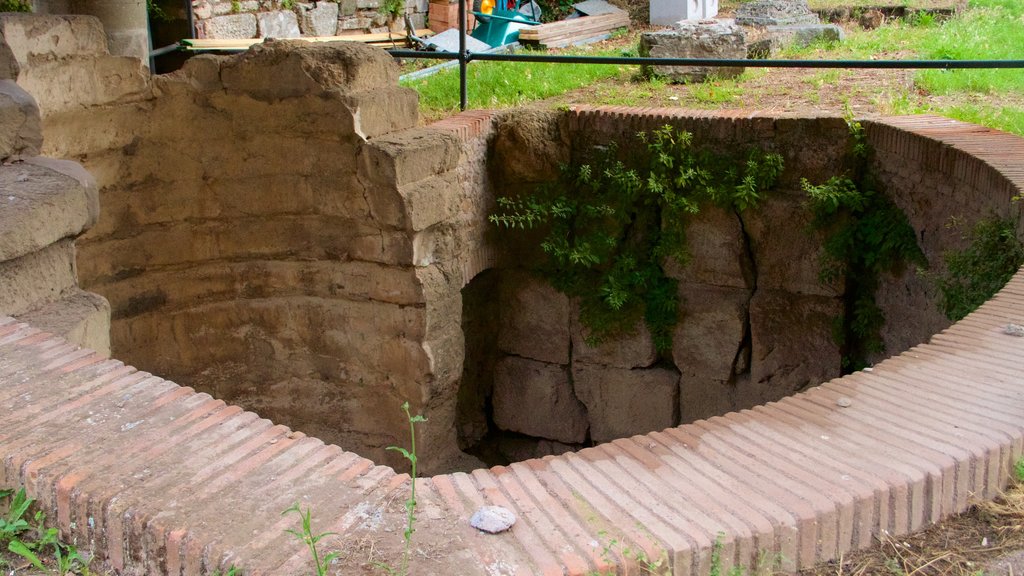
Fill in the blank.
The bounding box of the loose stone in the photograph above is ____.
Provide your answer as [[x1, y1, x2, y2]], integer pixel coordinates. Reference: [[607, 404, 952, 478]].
[[836, 397, 852, 408], [470, 506, 517, 534]]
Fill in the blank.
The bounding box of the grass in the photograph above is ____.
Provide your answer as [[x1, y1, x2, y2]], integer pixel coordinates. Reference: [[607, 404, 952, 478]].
[[406, 0, 1024, 137], [802, 463, 1024, 575], [402, 45, 629, 119]]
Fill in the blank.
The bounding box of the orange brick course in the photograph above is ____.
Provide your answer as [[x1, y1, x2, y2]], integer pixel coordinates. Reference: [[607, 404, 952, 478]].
[[1, 109, 1024, 575]]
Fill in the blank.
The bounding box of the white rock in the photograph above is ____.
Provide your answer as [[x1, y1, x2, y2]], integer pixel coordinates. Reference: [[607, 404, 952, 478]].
[[1003, 323, 1024, 337], [836, 396, 852, 408], [470, 506, 516, 534]]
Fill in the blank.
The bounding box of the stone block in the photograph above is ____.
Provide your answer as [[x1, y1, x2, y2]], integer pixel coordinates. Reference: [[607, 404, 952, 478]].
[[298, 1, 339, 36], [199, 13, 258, 39], [17, 288, 110, 357], [734, 0, 819, 26], [740, 194, 840, 296], [257, 10, 302, 38], [746, 290, 842, 407], [340, 0, 358, 16], [0, 159, 97, 262], [673, 283, 750, 384], [342, 86, 419, 140], [15, 56, 149, 117], [358, 127, 461, 188], [492, 356, 589, 444], [497, 270, 571, 365], [573, 364, 679, 443], [640, 20, 746, 83], [0, 239, 77, 316], [0, 14, 109, 67], [747, 24, 844, 57], [679, 376, 734, 424], [663, 204, 752, 289], [571, 306, 656, 369], [221, 40, 399, 100], [0, 80, 41, 160]]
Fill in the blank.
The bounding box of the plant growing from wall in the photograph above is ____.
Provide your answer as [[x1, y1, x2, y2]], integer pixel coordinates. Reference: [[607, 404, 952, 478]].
[[490, 125, 783, 351], [803, 117, 925, 371], [933, 214, 1024, 321], [380, 0, 405, 22]]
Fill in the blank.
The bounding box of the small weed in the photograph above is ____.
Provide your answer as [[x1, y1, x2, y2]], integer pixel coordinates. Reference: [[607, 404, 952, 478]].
[[212, 567, 241, 576], [1015, 459, 1024, 483], [280, 0, 294, 8], [283, 503, 339, 576], [376, 401, 426, 576], [0, 487, 91, 575], [230, 0, 241, 13], [588, 531, 669, 575]]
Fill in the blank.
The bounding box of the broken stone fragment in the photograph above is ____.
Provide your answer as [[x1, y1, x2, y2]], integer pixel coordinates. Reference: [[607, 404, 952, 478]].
[[470, 506, 516, 534]]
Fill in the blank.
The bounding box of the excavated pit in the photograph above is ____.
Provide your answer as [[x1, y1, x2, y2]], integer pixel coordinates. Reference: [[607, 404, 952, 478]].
[[4, 18, 1019, 475]]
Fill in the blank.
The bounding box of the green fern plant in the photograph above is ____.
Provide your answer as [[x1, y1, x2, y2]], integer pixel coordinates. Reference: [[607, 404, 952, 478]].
[[491, 125, 783, 351]]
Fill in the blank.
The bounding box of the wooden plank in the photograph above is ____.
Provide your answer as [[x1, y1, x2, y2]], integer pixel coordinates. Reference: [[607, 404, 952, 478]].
[[519, 13, 628, 41], [182, 30, 433, 51], [517, 12, 626, 40], [520, 19, 627, 43]]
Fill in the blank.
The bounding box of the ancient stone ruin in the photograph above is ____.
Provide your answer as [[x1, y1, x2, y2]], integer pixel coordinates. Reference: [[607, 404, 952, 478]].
[[0, 11, 1018, 478]]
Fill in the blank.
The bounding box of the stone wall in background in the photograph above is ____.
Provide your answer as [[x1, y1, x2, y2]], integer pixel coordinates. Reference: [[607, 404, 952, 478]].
[[192, 0, 428, 39]]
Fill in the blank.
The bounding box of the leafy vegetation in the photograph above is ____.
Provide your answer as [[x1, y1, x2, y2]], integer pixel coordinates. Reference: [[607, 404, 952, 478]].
[[491, 125, 783, 350], [933, 215, 1024, 321], [284, 503, 339, 576], [1, 487, 91, 575], [401, 46, 627, 118], [0, 0, 31, 11], [803, 118, 925, 370]]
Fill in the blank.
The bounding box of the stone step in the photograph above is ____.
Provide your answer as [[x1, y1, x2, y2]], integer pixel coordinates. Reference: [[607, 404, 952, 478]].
[[15, 287, 110, 356], [0, 238, 77, 316], [0, 156, 98, 262], [0, 79, 40, 159]]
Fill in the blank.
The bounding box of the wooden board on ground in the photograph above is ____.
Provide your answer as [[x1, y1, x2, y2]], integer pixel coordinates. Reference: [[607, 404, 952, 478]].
[[182, 30, 434, 51], [517, 12, 629, 47]]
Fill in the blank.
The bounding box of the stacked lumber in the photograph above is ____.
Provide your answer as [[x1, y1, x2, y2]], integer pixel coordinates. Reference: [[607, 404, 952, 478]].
[[181, 30, 433, 51], [517, 12, 629, 48]]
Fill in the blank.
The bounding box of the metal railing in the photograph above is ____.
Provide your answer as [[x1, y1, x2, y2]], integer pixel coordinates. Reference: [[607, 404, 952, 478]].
[[388, 5, 1024, 111]]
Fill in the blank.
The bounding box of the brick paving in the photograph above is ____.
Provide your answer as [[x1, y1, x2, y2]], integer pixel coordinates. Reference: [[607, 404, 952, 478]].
[[2, 111, 1024, 575]]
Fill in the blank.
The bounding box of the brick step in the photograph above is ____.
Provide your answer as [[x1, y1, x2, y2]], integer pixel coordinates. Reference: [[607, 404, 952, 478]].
[[0, 239, 78, 316], [15, 287, 110, 356], [0, 156, 98, 262]]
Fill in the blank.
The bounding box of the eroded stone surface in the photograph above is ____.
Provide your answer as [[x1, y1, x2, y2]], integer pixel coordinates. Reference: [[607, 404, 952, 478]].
[[0, 80, 40, 159], [492, 357, 589, 444], [298, 1, 340, 36], [257, 10, 301, 38], [640, 20, 746, 82], [573, 364, 679, 443], [498, 270, 571, 365]]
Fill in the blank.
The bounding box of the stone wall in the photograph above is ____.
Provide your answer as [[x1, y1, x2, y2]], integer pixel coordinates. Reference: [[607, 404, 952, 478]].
[[192, 0, 428, 39], [0, 44, 109, 355]]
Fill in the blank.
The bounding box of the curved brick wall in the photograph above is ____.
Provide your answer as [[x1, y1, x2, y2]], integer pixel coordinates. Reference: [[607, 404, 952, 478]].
[[1, 109, 1022, 576]]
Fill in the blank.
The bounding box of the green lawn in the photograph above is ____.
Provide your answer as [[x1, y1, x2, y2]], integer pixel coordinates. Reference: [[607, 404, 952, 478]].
[[405, 0, 1024, 135]]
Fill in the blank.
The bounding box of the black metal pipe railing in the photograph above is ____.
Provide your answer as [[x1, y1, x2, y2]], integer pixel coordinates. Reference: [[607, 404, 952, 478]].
[[388, 49, 1024, 69]]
